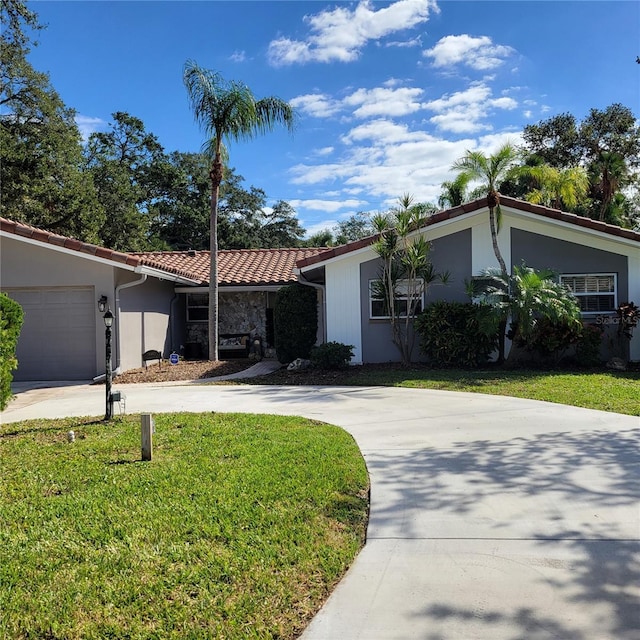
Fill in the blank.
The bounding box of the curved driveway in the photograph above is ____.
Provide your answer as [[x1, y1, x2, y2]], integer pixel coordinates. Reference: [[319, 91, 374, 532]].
[[3, 382, 639, 639]]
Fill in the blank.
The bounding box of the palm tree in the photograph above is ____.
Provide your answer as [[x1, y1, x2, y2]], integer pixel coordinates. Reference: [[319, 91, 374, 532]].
[[519, 165, 589, 211], [451, 143, 519, 278], [468, 265, 582, 367], [589, 151, 627, 222], [183, 61, 295, 360], [438, 172, 472, 209]]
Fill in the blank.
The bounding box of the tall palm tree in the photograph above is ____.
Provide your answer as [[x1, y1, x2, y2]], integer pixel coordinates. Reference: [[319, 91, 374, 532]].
[[589, 151, 627, 222], [183, 61, 295, 360], [451, 143, 518, 278]]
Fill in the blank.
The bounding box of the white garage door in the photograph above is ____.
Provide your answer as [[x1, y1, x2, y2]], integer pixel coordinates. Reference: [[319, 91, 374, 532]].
[[8, 287, 97, 381]]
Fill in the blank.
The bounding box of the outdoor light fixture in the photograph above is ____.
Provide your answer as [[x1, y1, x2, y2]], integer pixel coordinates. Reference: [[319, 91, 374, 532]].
[[98, 295, 108, 313], [103, 309, 114, 420]]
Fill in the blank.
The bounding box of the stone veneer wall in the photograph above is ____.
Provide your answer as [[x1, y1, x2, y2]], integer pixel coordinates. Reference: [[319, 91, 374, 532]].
[[185, 291, 268, 355]]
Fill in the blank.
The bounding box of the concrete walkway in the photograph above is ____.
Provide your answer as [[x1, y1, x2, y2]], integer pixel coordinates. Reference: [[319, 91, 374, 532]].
[[2, 382, 639, 639]]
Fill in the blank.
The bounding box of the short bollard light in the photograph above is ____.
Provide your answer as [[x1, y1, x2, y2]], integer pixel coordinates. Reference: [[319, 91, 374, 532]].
[[141, 414, 153, 461]]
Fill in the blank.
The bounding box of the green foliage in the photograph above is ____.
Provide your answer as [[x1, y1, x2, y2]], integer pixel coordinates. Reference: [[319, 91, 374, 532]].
[[575, 323, 604, 367], [310, 342, 354, 370], [371, 194, 448, 365], [415, 301, 498, 367], [0, 293, 23, 410], [334, 211, 374, 244], [274, 284, 318, 363], [0, 412, 368, 639], [509, 317, 583, 365]]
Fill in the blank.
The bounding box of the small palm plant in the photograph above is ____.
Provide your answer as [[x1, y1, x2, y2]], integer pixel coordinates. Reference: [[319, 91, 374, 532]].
[[468, 264, 582, 366]]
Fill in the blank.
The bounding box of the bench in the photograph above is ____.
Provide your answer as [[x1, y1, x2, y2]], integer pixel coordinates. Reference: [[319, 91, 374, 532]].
[[218, 333, 250, 358], [142, 349, 162, 368]]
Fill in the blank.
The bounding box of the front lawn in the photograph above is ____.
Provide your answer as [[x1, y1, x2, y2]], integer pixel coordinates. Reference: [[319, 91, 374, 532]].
[[0, 413, 369, 639], [240, 365, 640, 416]]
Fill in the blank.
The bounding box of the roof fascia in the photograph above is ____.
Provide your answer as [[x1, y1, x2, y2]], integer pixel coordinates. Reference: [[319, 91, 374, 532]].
[[1, 229, 200, 284], [1, 230, 139, 271]]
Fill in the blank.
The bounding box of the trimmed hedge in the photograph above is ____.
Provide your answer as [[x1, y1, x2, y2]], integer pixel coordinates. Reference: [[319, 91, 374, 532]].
[[0, 293, 24, 410], [310, 342, 354, 370], [274, 284, 318, 364], [415, 301, 498, 367]]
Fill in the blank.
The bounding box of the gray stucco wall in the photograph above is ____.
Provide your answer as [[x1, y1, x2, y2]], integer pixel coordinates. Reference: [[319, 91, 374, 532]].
[[117, 276, 177, 371], [511, 229, 629, 300], [360, 229, 472, 363]]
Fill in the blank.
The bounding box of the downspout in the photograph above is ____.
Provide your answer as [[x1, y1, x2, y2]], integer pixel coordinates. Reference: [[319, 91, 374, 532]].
[[296, 272, 326, 343], [169, 290, 180, 354], [114, 273, 148, 374]]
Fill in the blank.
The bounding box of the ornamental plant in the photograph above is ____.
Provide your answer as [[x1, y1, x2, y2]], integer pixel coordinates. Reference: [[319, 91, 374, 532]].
[[0, 293, 24, 410]]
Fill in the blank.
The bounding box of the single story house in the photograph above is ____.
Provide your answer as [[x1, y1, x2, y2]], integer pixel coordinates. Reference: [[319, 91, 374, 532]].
[[295, 196, 640, 364], [2, 196, 639, 380], [0, 216, 323, 380]]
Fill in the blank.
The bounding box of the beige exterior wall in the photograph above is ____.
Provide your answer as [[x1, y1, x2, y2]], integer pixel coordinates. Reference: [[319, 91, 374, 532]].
[[1, 235, 116, 377]]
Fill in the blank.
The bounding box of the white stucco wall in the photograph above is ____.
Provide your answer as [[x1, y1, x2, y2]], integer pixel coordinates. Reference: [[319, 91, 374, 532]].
[[324, 251, 369, 364]]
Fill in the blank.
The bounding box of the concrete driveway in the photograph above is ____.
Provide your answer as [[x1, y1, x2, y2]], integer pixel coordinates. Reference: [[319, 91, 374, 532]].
[[3, 382, 639, 639]]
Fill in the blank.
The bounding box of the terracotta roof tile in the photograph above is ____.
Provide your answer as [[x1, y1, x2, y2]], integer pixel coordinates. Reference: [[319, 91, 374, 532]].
[[130, 248, 327, 286], [1, 217, 327, 285]]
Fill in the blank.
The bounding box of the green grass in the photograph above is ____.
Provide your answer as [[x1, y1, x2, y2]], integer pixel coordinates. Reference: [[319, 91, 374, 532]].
[[0, 413, 369, 639], [347, 367, 640, 416]]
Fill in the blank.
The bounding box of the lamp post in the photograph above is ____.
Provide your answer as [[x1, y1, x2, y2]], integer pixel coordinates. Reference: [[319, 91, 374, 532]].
[[103, 309, 114, 420]]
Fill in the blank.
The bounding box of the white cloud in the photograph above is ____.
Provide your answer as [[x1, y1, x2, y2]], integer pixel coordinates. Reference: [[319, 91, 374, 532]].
[[229, 50, 246, 63], [289, 198, 367, 213], [315, 146, 335, 156], [290, 93, 341, 118], [424, 34, 515, 71], [344, 86, 426, 118], [268, 0, 438, 66], [424, 83, 519, 133], [75, 115, 106, 141]]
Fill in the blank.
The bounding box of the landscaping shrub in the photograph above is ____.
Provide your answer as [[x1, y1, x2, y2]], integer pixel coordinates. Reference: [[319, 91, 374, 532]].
[[274, 284, 318, 363], [415, 301, 498, 367], [575, 323, 604, 367], [311, 342, 354, 370], [0, 293, 24, 410], [508, 316, 583, 366]]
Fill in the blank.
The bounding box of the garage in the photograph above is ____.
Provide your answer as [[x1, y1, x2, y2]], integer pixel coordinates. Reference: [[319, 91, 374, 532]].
[[7, 287, 97, 381]]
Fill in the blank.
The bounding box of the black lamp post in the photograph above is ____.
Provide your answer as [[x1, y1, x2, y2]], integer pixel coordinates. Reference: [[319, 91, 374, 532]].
[[103, 309, 114, 420]]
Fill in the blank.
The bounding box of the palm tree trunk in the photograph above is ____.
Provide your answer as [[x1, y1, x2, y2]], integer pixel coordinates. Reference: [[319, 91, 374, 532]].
[[208, 158, 223, 361], [488, 206, 508, 277]]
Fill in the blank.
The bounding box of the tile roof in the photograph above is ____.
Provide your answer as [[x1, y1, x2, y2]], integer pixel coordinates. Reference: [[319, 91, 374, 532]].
[[0, 217, 201, 282], [129, 248, 327, 286], [296, 196, 640, 269], [1, 217, 326, 286]]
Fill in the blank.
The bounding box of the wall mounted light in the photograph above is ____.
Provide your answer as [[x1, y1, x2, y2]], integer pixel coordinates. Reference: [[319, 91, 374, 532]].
[[98, 295, 108, 313]]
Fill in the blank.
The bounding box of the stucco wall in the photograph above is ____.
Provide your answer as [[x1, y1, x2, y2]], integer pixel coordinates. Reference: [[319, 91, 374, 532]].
[[117, 276, 177, 372], [359, 230, 472, 363], [1, 236, 115, 376]]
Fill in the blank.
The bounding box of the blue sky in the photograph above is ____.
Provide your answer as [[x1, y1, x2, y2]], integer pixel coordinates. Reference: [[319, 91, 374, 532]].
[[27, 0, 639, 237]]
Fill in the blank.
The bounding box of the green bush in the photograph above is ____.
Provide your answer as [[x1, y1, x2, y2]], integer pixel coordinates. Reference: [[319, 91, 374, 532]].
[[575, 323, 604, 367], [415, 301, 498, 367], [509, 316, 583, 365], [0, 293, 24, 410], [310, 342, 354, 370], [274, 284, 318, 363]]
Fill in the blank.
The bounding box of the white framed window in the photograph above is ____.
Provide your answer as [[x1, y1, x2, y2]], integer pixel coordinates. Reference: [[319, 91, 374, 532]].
[[369, 279, 424, 319], [560, 273, 617, 314], [186, 292, 208, 322]]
